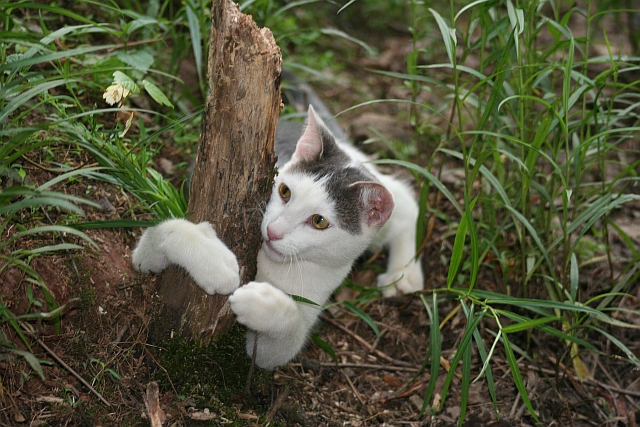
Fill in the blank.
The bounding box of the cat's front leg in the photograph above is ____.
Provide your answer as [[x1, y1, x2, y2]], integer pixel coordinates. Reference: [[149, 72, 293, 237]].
[[229, 281, 299, 335], [132, 219, 240, 295], [229, 282, 318, 370], [377, 231, 424, 297]]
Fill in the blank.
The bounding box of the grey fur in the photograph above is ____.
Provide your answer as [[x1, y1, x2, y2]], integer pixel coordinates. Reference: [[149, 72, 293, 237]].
[[276, 73, 376, 235], [276, 71, 347, 168], [288, 123, 375, 235]]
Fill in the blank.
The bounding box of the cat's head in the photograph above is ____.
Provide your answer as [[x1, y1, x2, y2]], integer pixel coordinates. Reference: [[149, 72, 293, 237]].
[[262, 106, 394, 266]]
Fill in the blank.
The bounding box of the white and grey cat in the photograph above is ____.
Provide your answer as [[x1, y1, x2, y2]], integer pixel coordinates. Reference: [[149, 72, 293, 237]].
[[132, 105, 423, 370]]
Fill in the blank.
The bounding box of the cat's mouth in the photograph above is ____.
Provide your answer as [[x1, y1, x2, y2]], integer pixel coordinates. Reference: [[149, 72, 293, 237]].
[[264, 240, 284, 258]]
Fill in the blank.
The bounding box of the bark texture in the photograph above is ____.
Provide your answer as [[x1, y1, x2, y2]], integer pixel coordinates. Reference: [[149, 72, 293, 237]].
[[150, 0, 281, 343]]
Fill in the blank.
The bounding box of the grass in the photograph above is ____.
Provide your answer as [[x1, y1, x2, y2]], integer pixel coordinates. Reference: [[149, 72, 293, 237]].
[[1, 0, 639, 425], [368, 0, 640, 423], [0, 0, 200, 398]]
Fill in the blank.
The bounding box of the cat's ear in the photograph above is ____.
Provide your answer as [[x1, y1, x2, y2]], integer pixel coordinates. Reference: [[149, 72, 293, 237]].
[[291, 105, 326, 163], [352, 182, 394, 227]]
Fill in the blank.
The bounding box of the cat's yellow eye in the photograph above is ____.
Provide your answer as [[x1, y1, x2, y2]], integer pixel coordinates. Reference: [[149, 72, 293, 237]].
[[311, 214, 329, 229], [279, 183, 291, 201]]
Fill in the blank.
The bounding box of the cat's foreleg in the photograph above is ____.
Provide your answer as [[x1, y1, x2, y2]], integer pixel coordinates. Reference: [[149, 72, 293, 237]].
[[374, 179, 425, 296], [229, 281, 317, 370], [132, 219, 240, 295], [377, 231, 424, 297]]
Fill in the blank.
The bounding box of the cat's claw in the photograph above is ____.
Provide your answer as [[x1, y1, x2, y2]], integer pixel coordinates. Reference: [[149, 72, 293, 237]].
[[229, 281, 298, 334], [132, 232, 170, 274]]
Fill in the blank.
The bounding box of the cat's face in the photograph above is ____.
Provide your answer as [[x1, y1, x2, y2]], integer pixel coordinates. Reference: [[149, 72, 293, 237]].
[[261, 172, 367, 265], [261, 106, 394, 266]]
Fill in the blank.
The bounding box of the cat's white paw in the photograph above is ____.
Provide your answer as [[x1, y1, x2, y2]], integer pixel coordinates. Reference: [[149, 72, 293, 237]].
[[132, 219, 240, 295], [186, 233, 240, 295], [229, 281, 297, 334], [132, 228, 170, 273], [377, 261, 424, 297], [172, 221, 240, 295]]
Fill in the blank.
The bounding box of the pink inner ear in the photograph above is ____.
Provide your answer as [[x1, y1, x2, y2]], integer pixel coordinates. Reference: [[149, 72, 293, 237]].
[[359, 182, 394, 227], [292, 106, 323, 162]]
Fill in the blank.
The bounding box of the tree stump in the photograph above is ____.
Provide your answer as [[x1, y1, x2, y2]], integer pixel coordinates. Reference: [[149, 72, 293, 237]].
[[149, 0, 281, 343]]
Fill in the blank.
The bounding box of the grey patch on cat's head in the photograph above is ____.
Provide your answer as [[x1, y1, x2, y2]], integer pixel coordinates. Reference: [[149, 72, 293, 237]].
[[289, 126, 377, 235]]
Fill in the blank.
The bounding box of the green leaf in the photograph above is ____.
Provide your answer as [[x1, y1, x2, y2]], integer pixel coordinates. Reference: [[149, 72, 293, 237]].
[[72, 219, 158, 230], [289, 294, 321, 306], [440, 305, 484, 410], [116, 50, 154, 73], [311, 333, 338, 365], [429, 8, 456, 65], [420, 293, 441, 416], [342, 301, 379, 336], [142, 79, 174, 108], [0, 79, 72, 123], [502, 334, 540, 423], [9, 349, 45, 379], [112, 71, 140, 94], [447, 196, 478, 290], [501, 315, 559, 334], [320, 28, 376, 56], [569, 253, 579, 303], [184, 0, 203, 85], [372, 159, 463, 215]]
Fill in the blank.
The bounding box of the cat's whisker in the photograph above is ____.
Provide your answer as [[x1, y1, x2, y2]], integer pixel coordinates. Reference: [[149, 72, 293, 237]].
[[294, 252, 304, 299]]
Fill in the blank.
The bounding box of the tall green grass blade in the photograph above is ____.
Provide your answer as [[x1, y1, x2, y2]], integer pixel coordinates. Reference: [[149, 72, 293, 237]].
[[342, 301, 379, 336], [589, 326, 640, 367], [428, 8, 456, 65], [0, 45, 117, 74], [500, 315, 559, 334], [502, 333, 539, 423], [447, 196, 478, 289], [459, 311, 473, 426], [462, 302, 498, 417], [184, 0, 203, 86], [13, 225, 98, 249], [419, 293, 441, 416], [311, 333, 338, 365], [373, 159, 463, 215], [439, 305, 484, 411], [0, 79, 74, 123], [569, 253, 579, 303], [8, 349, 45, 380]]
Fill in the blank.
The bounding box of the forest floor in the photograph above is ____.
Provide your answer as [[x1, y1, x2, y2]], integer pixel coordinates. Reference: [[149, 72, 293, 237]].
[[2, 6, 640, 427]]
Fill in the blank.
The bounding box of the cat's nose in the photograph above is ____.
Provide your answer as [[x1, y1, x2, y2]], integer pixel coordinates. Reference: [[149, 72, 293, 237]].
[[266, 226, 283, 241]]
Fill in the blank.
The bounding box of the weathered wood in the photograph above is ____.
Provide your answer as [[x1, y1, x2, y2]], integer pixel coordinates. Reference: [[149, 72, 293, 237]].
[[150, 0, 281, 343]]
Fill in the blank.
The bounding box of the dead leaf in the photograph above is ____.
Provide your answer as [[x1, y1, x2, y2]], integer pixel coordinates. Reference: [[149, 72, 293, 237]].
[[382, 375, 403, 388]]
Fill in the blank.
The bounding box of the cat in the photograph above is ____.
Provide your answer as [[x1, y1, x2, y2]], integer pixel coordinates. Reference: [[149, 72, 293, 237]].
[[132, 104, 424, 371]]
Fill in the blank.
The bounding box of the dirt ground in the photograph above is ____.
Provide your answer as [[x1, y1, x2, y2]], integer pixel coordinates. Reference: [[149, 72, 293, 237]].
[[2, 6, 640, 427]]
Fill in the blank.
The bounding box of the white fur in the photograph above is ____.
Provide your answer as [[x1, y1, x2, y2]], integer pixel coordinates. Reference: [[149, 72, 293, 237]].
[[132, 219, 240, 295], [132, 107, 424, 370]]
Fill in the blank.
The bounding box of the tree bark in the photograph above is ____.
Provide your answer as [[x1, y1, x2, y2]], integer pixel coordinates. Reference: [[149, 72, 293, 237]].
[[149, 0, 281, 344]]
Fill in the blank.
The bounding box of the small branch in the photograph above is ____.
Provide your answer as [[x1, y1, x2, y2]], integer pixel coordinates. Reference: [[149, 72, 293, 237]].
[[145, 381, 166, 427], [28, 330, 111, 407], [341, 370, 365, 405], [265, 385, 290, 421], [326, 318, 415, 368], [289, 362, 419, 373]]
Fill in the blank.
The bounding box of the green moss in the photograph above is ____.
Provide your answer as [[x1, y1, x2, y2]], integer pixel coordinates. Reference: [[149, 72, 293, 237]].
[[79, 288, 96, 308], [155, 324, 277, 425]]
